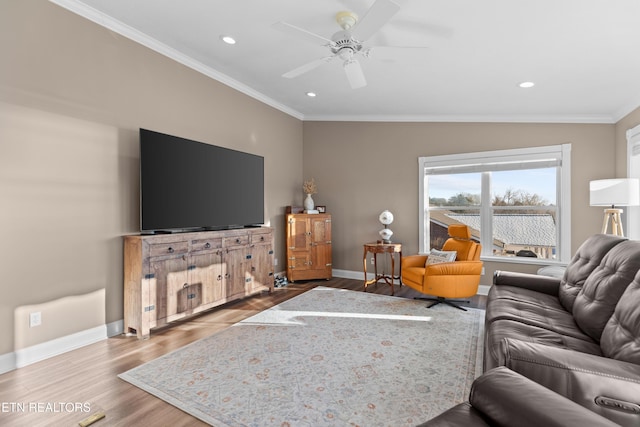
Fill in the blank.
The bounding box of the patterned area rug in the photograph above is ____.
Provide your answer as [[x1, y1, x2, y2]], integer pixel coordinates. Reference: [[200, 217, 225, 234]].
[[119, 287, 485, 426]]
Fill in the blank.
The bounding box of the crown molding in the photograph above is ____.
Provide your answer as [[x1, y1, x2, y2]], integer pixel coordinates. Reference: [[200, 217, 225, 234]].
[[301, 113, 617, 124], [612, 95, 640, 123], [48, 0, 304, 120]]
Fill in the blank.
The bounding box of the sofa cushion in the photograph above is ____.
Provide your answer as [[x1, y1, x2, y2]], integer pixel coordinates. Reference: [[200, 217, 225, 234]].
[[558, 234, 626, 312], [484, 319, 602, 370], [485, 298, 591, 341], [572, 240, 640, 342], [487, 284, 564, 311], [600, 273, 640, 364]]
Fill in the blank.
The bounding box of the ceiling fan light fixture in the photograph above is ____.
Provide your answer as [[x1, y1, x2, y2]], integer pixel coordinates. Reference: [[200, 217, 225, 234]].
[[338, 47, 355, 61], [336, 11, 358, 30]]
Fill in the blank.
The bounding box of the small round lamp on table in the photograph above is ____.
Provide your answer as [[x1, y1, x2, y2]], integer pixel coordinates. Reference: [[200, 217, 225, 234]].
[[378, 210, 394, 243]]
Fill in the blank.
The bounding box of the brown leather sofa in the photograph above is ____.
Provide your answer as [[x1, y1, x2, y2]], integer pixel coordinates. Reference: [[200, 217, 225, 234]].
[[418, 367, 618, 427], [484, 234, 640, 426]]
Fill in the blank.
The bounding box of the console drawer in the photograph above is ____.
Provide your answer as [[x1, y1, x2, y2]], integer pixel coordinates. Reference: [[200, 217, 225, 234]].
[[191, 237, 223, 253], [149, 241, 188, 258], [223, 234, 249, 247]]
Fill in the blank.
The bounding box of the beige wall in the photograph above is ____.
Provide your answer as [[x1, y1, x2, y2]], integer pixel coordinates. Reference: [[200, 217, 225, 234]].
[[0, 1, 302, 356], [2, 0, 640, 363], [303, 121, 616, 282]]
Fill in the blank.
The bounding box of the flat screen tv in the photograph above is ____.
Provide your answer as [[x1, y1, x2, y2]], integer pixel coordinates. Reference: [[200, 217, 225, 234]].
[[139, 128, 264, 233]]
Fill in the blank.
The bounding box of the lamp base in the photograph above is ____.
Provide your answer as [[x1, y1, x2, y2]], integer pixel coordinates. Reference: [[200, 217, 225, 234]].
[[602, 208, 624, 236]]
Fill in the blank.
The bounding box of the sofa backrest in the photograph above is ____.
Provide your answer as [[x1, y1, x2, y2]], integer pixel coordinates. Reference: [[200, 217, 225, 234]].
[[572, 240, 640, 342], [559, 234, 626, 312], [600, 271, 640, 364]]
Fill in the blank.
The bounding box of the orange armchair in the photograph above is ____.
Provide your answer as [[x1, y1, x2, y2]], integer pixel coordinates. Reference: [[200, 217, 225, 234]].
[[401, 224, 483, 310]]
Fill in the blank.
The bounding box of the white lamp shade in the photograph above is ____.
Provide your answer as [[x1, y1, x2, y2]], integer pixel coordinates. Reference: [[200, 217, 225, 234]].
[[590, 178, 640, 207], [379, 210, 394, 225]]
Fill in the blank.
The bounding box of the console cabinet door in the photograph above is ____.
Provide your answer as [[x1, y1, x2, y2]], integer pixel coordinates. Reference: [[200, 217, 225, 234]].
[[190, 237, 224, 307], [188, 250, 222, 308], [144, 240, 189, 324], [224, 247, 248, 299], [249, 238, 274, 293]]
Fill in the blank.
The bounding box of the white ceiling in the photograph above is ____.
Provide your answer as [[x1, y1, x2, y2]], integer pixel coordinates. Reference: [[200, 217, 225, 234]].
[[52, 0, 640, 123]]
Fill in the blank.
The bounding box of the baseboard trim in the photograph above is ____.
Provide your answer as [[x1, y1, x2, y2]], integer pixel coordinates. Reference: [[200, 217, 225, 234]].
[[332, 269, 375, 281], [0, 320, 124, 375], [0, 352, 17, 376]]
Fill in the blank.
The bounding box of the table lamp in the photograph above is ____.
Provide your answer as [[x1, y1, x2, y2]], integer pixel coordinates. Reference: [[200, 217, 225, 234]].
[[589, 178, 640, 236], [378, 210, 394, 243]]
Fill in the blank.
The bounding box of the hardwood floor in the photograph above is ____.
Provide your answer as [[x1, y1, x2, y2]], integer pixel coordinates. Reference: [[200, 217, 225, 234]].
[[0, 278, 486, 427]]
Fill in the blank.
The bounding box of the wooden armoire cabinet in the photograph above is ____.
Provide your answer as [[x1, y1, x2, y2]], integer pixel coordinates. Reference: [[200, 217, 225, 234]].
[[286, 213, 332, 282]]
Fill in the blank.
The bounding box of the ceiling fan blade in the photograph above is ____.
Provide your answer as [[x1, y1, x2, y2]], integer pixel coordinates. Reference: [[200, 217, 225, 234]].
[[351, 0, 401, 42], [343, 59, 367, 89], [388, 19, 454, 39], [283, 55, 336, 79], [272, 21, 336, 47], [367, 45, 430, 54]]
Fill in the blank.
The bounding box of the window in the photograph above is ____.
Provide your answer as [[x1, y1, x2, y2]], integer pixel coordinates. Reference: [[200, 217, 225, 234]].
[[627, 123, 640, 240], [419, 144, 571, 263]]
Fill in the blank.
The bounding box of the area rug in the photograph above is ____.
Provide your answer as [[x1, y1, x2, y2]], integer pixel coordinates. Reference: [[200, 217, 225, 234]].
[[119, 287, 485, 426]]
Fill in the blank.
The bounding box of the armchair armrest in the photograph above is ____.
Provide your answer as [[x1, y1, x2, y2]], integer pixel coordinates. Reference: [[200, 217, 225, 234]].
[[501, 338, 640, 426], [493, 270, 561, 296], [401, 254, 428, 268]]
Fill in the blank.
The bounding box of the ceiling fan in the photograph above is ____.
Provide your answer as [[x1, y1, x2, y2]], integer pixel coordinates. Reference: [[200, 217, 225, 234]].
[[273, 0, 406, 89]]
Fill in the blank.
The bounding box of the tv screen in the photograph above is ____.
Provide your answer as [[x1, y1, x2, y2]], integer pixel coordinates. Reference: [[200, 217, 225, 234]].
[[140, 129, 264, 232]]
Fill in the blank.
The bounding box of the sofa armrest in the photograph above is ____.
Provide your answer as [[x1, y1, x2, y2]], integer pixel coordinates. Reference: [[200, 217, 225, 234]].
[[501, 338, 640, 426], [419, 367, 618, 427], [493, 270, 561, 296], [471, 367, 618, 427]]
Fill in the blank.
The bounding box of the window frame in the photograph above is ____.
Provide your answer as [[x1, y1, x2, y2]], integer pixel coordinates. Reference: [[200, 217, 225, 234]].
[[418, 144, 571, 264]]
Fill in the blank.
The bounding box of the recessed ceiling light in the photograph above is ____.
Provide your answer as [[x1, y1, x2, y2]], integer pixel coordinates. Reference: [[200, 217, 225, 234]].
[[519, 81, 535, 88], [306, 92, 317, 97], [220, 35, 236, 45]]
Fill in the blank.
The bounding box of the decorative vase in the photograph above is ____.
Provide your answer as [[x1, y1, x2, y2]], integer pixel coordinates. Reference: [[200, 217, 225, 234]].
[[304, 193, 315, 210]]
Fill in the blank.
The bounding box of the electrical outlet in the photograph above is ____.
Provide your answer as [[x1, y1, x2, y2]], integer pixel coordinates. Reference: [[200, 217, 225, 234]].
[[274, 258, 278, 266], [370, 257, 375, 265], [481, 267, 486, 275], [29, 312, 42, 328]]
